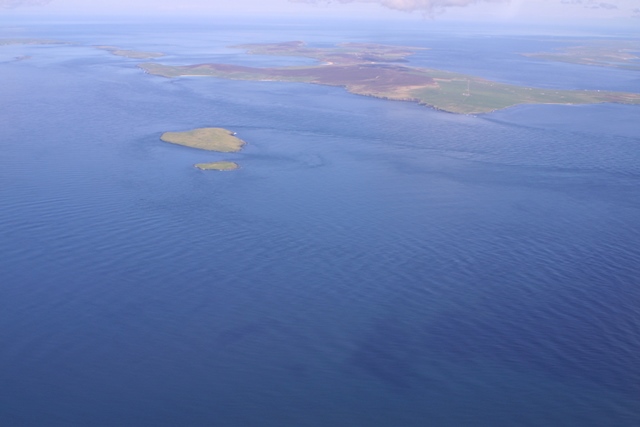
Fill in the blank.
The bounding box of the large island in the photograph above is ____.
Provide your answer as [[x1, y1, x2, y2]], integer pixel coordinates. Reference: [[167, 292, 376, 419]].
[[140, 41, 640, 114]]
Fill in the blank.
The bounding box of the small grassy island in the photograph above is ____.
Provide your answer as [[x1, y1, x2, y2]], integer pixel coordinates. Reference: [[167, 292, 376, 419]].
[[160, 127, 245, 152], [194, 161, 239, 171], [139, 41, 640, 114], [95, 45, 164, 59]]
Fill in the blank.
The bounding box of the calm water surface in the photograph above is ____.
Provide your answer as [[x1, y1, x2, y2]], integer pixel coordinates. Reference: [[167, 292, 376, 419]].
[[1, 20, 639, 426]]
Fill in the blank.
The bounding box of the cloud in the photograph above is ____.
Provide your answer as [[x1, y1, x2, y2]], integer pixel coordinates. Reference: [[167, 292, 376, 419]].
[[290, 0, 509, 15], [0, 0, 51, 8], [561, 0, 621, 10]]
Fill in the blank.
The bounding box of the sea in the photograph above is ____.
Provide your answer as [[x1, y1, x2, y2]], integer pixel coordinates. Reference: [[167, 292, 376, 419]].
[[1, 18, 639, 426]]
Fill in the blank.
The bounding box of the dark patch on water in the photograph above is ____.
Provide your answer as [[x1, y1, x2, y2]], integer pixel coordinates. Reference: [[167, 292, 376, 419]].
[[349, 317, 438, 392]]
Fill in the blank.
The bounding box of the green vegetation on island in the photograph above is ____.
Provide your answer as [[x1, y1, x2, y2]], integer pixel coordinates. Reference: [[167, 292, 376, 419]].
[[139, 41, 640, 114], [194, 161, 239, 171], [160, 127, 245, 152], [95, 45, 164, 59], [409, 68, 640, 114], [523, 40, 640, 71]]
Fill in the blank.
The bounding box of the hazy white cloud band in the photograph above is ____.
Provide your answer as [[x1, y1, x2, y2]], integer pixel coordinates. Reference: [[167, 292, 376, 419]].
[[290, 0, 509, 14], [3, 0, 638, 19], [0, 0, 51, 7]]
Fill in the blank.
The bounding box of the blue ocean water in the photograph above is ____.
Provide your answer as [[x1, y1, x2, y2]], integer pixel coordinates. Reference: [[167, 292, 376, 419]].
[[1, 20, 639, 426]]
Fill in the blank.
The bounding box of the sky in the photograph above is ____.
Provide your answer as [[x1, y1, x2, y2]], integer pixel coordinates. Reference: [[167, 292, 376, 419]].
[[2, 0, 640, 23]]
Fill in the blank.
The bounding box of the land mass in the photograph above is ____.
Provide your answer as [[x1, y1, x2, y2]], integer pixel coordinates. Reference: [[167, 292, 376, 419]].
[[0, 39, 68, 46], [160, 127, 245, 152], [139, 41, 640, 114], [523, 40, 640, 71], [161, 127, 244, 170], [194, 161, 239, 171], [95, 45, 164, 59]]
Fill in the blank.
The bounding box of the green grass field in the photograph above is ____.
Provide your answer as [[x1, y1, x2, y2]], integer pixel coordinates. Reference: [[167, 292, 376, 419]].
[[160, 128, 245, 152]]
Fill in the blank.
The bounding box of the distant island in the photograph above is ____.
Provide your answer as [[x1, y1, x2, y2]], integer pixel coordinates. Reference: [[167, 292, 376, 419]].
[[0, 39, 68, 46], [160, 127, 244, 171], [523, 40, 640, 71], [0, 39, 164, 59], [139, 41, 640, 114], [95, 45, 164, 59]]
